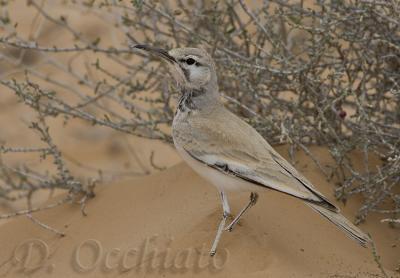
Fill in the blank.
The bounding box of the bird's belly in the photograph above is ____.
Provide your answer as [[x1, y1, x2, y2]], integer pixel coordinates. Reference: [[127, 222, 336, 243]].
[[174, 144, 257, 192]]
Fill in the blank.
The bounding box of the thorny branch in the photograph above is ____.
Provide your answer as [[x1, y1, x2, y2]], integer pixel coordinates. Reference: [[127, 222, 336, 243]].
[[0, 114, 95, 234]]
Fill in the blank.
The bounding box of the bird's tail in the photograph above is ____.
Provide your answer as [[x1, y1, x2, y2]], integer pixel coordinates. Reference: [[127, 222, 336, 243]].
[[308, 203, 371, 247]]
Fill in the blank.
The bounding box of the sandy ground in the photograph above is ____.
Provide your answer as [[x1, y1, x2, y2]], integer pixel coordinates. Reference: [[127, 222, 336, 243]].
[[0, 1, 399, 277], [0, 146, 398, 278]]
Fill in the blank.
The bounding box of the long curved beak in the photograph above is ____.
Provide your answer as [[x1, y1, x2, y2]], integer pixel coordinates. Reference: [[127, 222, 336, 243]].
[[132, 44, 176, 64]]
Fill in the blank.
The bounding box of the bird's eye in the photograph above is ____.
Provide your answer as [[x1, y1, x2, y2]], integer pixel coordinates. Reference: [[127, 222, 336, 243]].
[[186, 58, 196, 65]]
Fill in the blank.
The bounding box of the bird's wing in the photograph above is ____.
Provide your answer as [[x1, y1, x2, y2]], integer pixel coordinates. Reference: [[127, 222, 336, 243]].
[[177, 110, 338, 212]]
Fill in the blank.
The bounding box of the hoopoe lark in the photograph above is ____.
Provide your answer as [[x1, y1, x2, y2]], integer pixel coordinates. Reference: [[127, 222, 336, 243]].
[[133, 45, 371, 256]]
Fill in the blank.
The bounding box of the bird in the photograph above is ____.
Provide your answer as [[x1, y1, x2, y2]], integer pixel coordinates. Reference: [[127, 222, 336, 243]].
[[133, 44, 371, 256]]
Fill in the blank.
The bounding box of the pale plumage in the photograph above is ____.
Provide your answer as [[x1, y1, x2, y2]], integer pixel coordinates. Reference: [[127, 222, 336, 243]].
[[174, 107, 336, 208], [134, 45, 371, 255]]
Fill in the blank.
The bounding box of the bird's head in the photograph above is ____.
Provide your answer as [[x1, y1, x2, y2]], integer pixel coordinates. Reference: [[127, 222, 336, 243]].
[[133, 45, 217, 91]]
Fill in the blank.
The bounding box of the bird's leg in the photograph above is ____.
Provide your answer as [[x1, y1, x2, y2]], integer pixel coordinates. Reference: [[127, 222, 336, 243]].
[[225, 192, 258, 232], [210, 190, 230, 256]]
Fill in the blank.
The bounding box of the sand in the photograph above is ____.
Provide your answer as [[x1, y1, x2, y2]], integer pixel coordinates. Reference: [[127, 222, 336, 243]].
[[0, 146, 398, 278]]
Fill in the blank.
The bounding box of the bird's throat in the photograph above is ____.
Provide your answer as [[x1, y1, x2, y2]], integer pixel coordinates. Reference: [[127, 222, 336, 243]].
[[176, 86, 221, 116]]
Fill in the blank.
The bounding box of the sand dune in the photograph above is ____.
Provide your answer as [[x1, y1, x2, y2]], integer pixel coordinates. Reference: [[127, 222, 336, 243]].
[[0, 146, 398, 278]]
